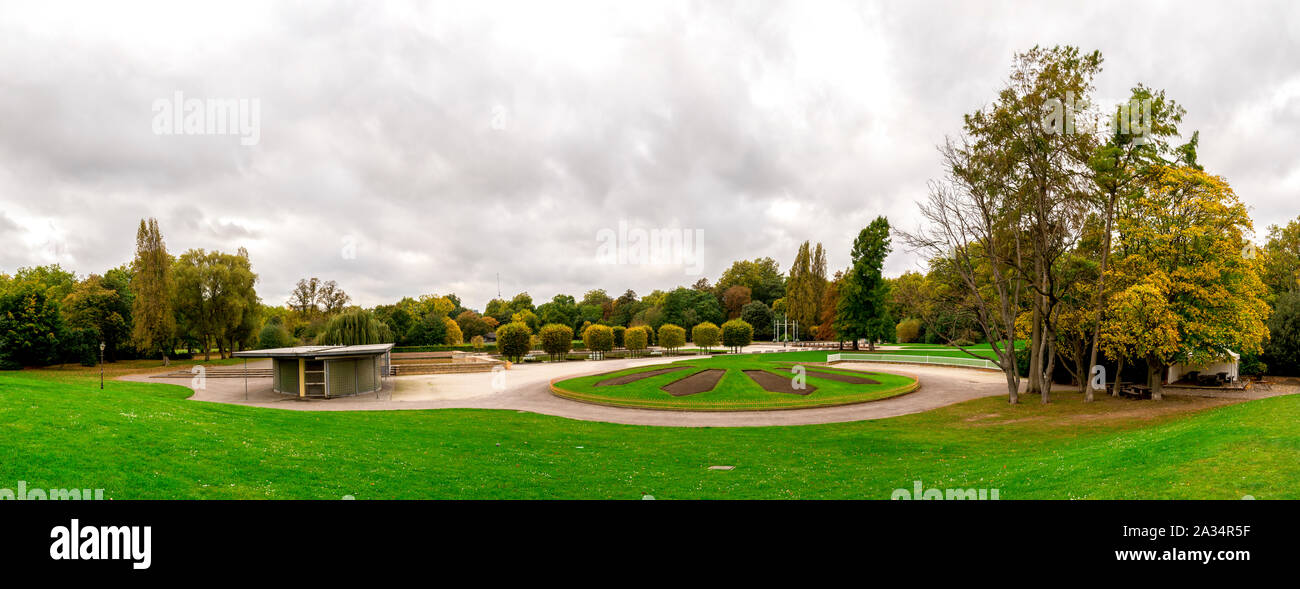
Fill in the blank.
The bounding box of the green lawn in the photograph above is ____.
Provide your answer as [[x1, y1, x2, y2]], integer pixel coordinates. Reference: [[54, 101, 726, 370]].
[[1, 364, 1297, 499], [551, 355, 917, 410]]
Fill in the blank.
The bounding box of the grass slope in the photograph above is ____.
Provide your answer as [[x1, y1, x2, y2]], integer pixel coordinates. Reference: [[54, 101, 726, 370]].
[[1, 364, 1297, 499]]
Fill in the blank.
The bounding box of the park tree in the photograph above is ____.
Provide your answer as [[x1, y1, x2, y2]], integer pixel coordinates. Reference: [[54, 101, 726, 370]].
[[484, 298, 513, 325], [576, 303, 604, 328], [1262, 217, 1300, 297], [583, 324, 614, 360], [318, 309, 391, 346], [785, 241, 823, 333], [715, 257, 785, 306], [581, 289, 613, 311], [537, 294, 578, 330], [740, 301, 773, 341], [611, 290, 644, 326], [722, 285, 751, 319], [316, 280, 350, 315], [721, 319, 754, 353], [289, 278, 320, 316], [404, 311, 448, 346], [511, 309, 540, 333], [443, 317, 464, 345], [887, 271, 929, 330], [1100, 280, 1181, 400], [692, 321, 720, 351], [539, 324, 574, 361], [1104, 165, 1271, 398], [374, 306, 414, 345], [836, 217, 893, 351], [172, 249, 258, 360], [612, 325, 626, 348], [814, 271, 843, 344], [1263, 291, 1300, 375], [62, 274, 132, 362], [659, 287, 722, 333], [286, 278, 347, 334], [1081, 85, 1195, 401], [895, 318, 921, 343], [657, 324, 686, 355], [960, 46, 1105, 403], [625, 325, 650, 357], [0, 281, 65, 369], [454, 310, 491, 340], [902, 47, 1110, 403], [495, 321, 532, 362], [129, 218, 175, 364]]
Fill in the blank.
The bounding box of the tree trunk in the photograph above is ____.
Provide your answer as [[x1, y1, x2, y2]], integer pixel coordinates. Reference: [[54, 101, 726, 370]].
[[1148, 360, 1164, 401], [1085, 197, 1118, 402], [1041, 339, 1055, 404], [1005, 361, 1020, 404], [1075, 350, 1089, 395], [1112, 357, 1124, 396], [1028, 301, 1043, 395]]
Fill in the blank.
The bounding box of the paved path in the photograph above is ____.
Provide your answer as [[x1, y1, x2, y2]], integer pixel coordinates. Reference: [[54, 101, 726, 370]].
[[120, 356, 1016, 427]]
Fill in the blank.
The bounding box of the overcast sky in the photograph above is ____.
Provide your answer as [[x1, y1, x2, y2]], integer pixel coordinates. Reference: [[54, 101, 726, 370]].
[[1, 0, 1297, 310]]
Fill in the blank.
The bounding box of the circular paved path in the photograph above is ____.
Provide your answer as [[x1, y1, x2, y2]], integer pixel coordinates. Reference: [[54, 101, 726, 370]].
[[121, 356, 1016, 427]]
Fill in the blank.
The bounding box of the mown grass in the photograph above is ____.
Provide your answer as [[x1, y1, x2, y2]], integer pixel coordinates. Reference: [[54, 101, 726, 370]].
[[551, 355, 917, 410], [2, 361, 1297, 499]]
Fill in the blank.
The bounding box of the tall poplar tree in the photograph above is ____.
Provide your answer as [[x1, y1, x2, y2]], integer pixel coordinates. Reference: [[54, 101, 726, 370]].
[[129, 218, 175, 365]]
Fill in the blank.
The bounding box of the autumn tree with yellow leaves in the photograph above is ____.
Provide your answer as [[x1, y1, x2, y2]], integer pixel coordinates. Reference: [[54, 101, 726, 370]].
[[1101, 166, 1271, 398]]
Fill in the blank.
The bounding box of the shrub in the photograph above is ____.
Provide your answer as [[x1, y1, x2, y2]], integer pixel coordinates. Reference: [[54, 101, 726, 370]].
[[496, 321, 532, 362], [612, 325, 626, 348], [258, 322, 296, 349], [539, 324, 574, 361], [470, 335, 485, 351], [583, 324, 614, 360], [657, 324, 686, 355], [1240, 352, 1269, 378], [952, 338, 977, 348], [443, 317, 464, 345], [895, 318, 922, 343], [625, 325, 649, 357], [692, 322, 720, 351], [721, 319, 754, 353]]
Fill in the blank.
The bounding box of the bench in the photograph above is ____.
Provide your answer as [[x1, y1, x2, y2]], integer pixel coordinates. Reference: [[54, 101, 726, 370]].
[[1118, 384, 1152, 400]]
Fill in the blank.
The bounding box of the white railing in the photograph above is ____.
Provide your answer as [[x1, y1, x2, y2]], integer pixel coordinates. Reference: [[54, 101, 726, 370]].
[[826, 353, 1000, 370]]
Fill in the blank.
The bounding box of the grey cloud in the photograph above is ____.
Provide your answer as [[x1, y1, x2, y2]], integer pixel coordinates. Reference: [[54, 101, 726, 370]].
[[0, 0, 1297, 309]]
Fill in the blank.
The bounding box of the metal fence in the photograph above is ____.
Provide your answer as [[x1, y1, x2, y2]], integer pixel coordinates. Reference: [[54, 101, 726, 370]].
[[826, 353, 1000, 370]]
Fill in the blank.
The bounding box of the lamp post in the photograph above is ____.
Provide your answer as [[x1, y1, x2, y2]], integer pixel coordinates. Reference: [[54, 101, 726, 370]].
[[99, 341, 106, 390]]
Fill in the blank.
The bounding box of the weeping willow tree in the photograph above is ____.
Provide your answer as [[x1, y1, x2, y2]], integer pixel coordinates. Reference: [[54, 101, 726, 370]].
[[318, 309, 393, 346]]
